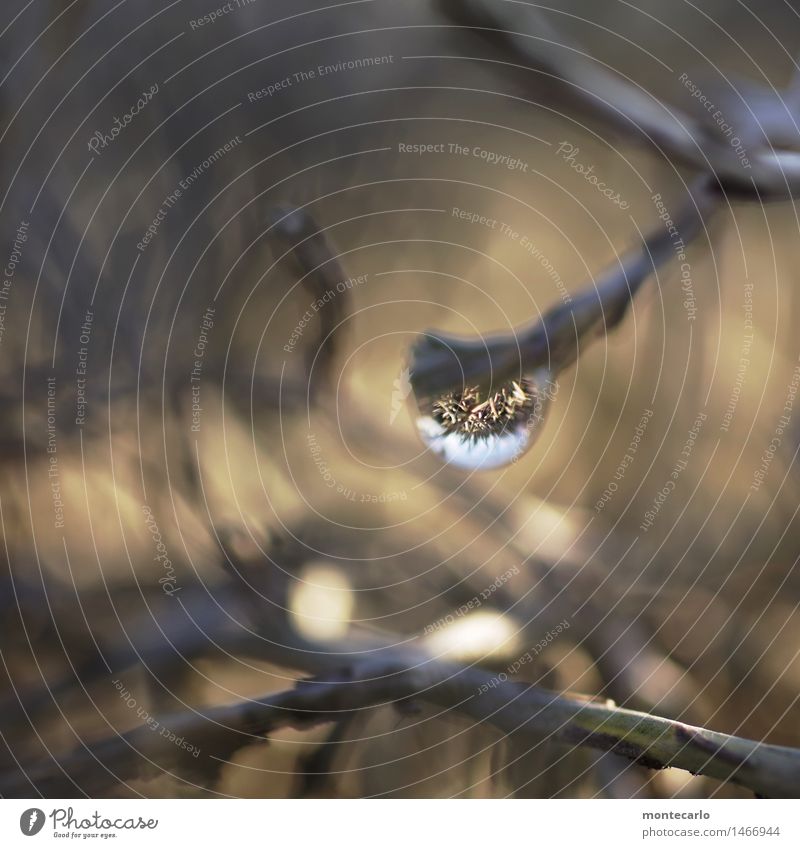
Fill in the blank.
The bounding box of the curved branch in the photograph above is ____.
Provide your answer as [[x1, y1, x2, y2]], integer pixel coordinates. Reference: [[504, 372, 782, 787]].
[[4, 653, 799, 798], [267, 206, 351, 398], [437, 0, 800, 198], [410, 176, 717, 400]]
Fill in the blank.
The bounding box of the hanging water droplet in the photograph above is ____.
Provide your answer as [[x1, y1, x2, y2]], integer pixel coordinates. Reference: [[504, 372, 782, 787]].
[[413, 375, 551, 471]]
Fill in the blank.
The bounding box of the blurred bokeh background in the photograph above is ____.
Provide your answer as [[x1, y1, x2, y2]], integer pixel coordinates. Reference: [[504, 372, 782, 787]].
[[1, 0, 800, 798]]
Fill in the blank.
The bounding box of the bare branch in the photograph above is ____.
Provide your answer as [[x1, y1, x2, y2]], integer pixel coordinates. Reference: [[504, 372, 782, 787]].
[[267, 207, 351, 398], [410, 176, 716, 401], [5, 653, 799, 798], [437, 0, 800, 198]]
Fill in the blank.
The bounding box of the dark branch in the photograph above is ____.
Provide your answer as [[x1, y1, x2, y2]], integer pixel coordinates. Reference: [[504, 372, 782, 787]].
[[410, 176, 716, 401], [437, 0, 800, 198], [4, 653, 799, 798]]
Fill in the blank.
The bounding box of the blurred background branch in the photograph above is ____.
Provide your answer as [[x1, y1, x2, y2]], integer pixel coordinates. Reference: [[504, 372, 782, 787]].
[[5, 648, 800, 798], [2, 0, 800, 801]]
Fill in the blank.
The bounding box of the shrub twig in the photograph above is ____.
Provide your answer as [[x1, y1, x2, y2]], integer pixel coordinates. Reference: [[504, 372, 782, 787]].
[[5, 652, 799, 797]]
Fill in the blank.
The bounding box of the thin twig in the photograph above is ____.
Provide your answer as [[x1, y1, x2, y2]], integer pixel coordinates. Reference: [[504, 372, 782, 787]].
[[410, 176, 716, 400], [437, 0, 800, 198], [268, 206, 351, 398], [4, 653, 799, 798]]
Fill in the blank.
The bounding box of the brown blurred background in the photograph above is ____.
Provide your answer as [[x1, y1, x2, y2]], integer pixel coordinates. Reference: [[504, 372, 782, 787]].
[[1, 0, 799, 798]]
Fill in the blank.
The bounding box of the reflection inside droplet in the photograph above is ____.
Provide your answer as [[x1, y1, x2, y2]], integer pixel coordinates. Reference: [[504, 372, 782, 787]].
[[414, 376, 550, 470]]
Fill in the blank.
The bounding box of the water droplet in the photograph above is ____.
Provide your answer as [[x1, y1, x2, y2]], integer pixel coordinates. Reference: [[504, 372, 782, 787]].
[[413, 376, 551, 471]]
